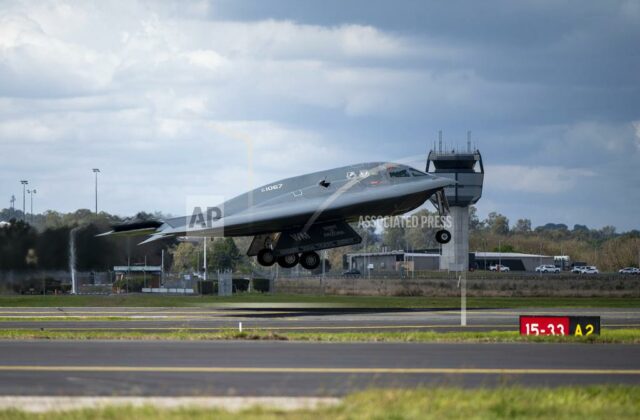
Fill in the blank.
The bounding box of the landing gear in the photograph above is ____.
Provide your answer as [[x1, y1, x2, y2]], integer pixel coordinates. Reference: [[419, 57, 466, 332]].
[[277, 253, 299, 268], [256, 249, 320, 270], [435, 229, 451, 244], [257, 249, 276, 266], [299, 251, 321, 270]]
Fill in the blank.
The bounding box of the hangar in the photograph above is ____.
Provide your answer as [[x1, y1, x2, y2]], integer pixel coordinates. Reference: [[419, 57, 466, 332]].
[[472, 252, 555, 272], [346, 251, 554, 273]]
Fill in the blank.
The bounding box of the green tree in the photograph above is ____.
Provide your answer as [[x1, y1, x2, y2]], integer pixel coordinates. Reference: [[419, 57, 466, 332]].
[[170, 242, 198, 272], [486, 212, 509, 235], [513, 218, 532, 233], [207, 237, 241, 271], [382, 221, 406, 250], [469, 206, 485, 231]]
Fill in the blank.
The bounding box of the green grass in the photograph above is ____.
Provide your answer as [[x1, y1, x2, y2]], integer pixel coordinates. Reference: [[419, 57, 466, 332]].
[[0, 386, 638, 419], [1, 328, 638, 343], [0, 294, 638, 308]]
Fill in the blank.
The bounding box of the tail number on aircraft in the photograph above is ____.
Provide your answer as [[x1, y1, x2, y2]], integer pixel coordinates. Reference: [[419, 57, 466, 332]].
[[261, 183, 283, 193]]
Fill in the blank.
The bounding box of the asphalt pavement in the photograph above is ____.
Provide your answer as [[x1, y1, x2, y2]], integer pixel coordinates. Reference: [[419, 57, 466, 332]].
[[0, 340, 638, 396], [1, 306, 639, 332]]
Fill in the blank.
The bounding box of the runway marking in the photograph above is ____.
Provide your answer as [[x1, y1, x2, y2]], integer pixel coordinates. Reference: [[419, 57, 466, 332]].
[[0, 365, 638, 375], [8, 324, 518, 331], [7, 324, 640, 331]]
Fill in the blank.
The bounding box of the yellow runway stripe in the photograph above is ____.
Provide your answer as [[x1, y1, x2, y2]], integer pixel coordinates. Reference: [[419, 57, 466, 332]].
[[0, 365, 638, 375]]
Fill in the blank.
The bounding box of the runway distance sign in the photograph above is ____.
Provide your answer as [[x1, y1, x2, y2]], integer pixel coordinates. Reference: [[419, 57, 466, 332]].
[[519, 316, 600, 336]]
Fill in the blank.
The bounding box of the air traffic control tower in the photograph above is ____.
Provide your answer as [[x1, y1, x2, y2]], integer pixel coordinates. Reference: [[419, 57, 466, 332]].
[[426, 132, 484, 271]]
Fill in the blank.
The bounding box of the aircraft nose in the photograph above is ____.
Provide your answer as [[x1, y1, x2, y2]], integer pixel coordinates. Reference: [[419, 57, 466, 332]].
[[426, 175, 456, 189]]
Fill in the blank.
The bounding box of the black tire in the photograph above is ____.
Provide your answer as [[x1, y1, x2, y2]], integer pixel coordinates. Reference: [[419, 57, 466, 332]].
[[257, 249, 276, 267], [435, 229, 451, 244], [300, 251, 320, 270], [277, 254, 299, 269]]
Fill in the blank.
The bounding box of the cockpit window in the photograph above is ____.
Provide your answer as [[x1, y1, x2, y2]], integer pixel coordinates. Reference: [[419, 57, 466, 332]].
[[409, 169, 427, 177], [389, 168, 410, 178]]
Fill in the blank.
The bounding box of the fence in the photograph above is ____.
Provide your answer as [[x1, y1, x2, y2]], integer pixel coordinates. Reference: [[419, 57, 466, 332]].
[[272, 273, 640, 297], [1, 269, 638, 297]]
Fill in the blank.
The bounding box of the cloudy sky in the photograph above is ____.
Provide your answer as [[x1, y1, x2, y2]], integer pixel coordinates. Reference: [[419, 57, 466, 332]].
[[1, 0, 639, 230]]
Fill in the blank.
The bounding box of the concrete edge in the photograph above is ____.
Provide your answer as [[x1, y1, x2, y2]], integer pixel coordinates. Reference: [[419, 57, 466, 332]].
[[0, 396, 342, 413]]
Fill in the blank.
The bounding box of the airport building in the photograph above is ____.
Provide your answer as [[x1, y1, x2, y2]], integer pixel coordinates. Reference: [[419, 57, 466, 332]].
[[426, 133, 484, 271], [346, 251, 440, 273], [346, 251, 554, 273], [472, 252, 555, 272]]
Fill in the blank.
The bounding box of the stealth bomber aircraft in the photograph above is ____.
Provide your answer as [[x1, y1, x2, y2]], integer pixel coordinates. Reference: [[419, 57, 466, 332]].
[[99, 162, 455, 270]]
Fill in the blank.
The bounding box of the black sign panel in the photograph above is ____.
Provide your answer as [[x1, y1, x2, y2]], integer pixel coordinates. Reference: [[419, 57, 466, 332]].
[[568, 316, 601, 336]]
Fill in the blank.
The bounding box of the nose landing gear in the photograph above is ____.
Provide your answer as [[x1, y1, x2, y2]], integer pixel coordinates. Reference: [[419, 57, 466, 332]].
[[435, 229, 451, 244]]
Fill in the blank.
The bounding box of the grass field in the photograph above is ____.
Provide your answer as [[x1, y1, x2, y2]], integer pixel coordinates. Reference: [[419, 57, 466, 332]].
[[1, 386, 638, 419], [1, 328, 638, 343], [1, 294, 639, 308]]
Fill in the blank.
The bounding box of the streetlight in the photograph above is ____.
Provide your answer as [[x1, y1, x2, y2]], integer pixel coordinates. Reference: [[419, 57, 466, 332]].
[[20, 180, 28, 221], [27, 189, 36, 222], [92, 168, 100, 214]]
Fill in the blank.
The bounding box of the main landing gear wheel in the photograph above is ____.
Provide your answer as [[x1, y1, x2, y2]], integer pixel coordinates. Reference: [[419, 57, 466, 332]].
[[435, 229, 451, 244], [299, 251, 321, 270], [257, 249, 276, 267], [277, 254, 299, 268]]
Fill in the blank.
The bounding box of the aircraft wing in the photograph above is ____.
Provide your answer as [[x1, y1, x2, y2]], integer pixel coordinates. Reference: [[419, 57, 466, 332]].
[[98, 176, 453, 244]]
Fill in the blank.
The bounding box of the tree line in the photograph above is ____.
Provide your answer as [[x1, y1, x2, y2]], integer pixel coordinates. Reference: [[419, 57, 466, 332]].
[[1, 207, 638, 273]]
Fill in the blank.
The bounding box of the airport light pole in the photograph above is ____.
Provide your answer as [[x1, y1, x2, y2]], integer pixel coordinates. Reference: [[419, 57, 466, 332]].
[[20, 180, 28, 221], [203, 238, 207, 281], [27, 189, 36, 223], [92, 169, 100, 215]]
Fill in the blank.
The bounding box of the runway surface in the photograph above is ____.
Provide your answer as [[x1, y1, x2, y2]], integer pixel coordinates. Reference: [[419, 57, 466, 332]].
[[0, 306, 639, 332], [0, 340, 638, 396]]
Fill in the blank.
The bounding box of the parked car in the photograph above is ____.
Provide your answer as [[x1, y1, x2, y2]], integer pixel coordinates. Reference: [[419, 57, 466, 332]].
[[619, 267, 640, 275], [489, 264, 510, 272], [571, 266, 586, 274], [342, 268, 361, 277], [580, 266, 599, 274], [535, 265, 560, 273]]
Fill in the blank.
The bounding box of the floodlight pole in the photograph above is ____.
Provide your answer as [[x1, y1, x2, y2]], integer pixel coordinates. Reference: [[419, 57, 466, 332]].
[[92, 169, 100, 215], [27, 189, 36, 222], [203, 237, 207, 281], [20, 180, 28, 221]]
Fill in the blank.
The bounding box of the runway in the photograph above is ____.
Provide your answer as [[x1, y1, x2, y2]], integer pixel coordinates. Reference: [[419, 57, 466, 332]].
[[0, 340, 638, 396], [0, 306, 639, 332]]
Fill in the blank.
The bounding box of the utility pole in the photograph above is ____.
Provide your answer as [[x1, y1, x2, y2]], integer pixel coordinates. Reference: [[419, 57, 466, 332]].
[[20, 180, 28, 221], [92, 169, 100, 214]]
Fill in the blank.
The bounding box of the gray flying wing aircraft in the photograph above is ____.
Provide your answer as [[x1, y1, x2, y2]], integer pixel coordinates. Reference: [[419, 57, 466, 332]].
[[99, 162, 455, 270]]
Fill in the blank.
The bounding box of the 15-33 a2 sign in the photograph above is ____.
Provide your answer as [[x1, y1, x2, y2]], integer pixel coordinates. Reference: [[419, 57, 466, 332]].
[[520, 316, 600, 336]]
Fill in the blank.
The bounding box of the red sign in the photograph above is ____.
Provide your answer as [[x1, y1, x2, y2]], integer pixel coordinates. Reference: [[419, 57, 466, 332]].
[[519, 316, 570, 336]]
